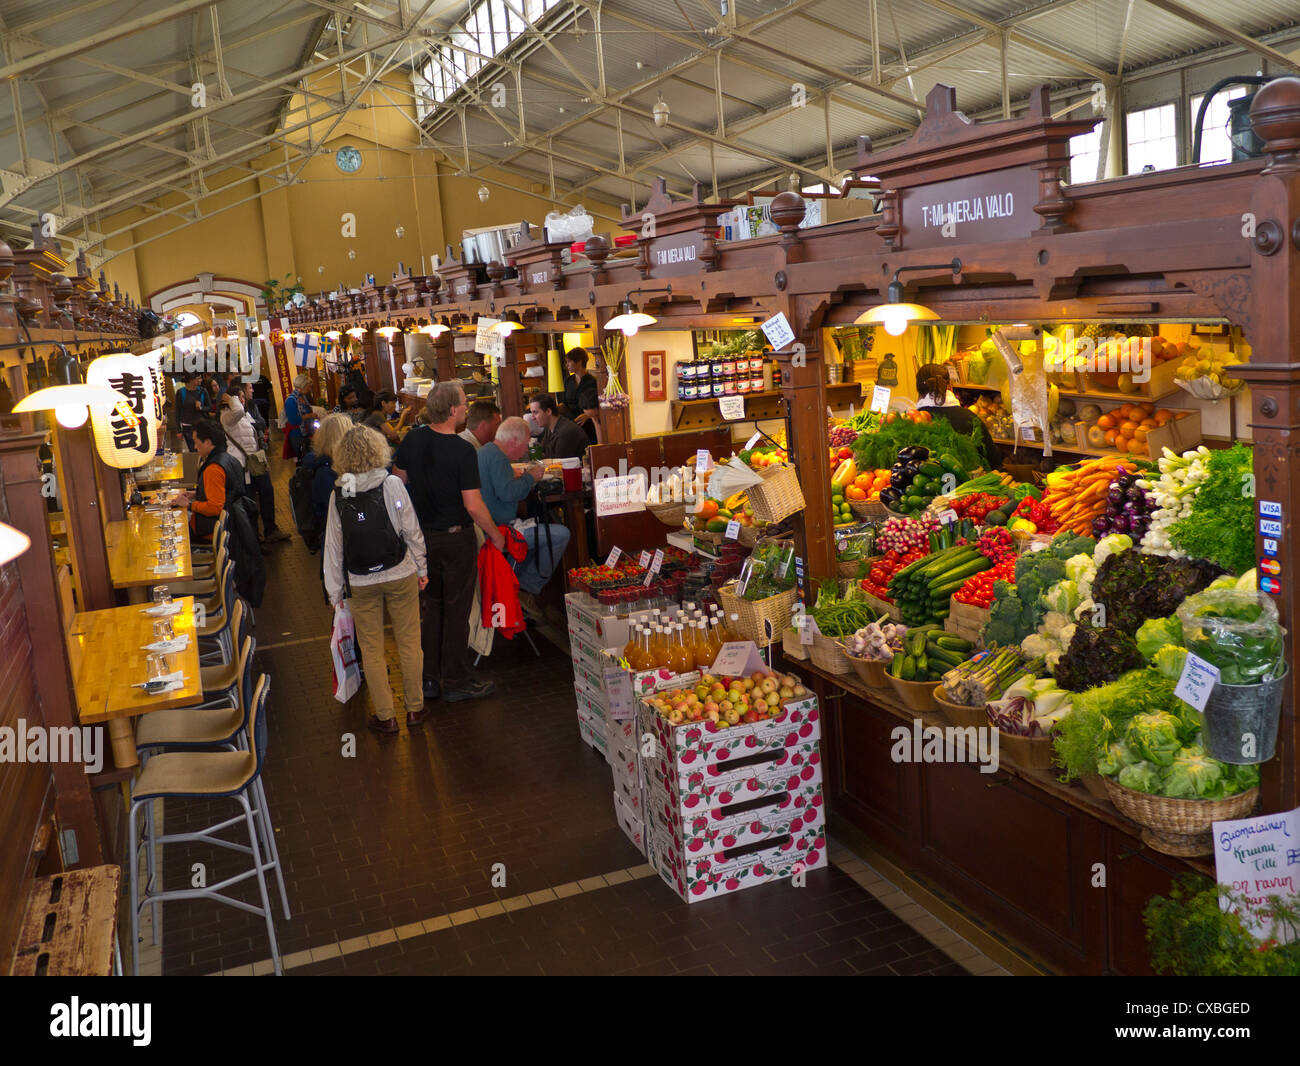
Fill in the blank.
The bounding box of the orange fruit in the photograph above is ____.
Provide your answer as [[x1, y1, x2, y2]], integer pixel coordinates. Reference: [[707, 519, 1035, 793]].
[[845, 485, 867, 501], [1119, 420, 1138, 434], [1097, 414, 1116, 430], [699, 499, 719, 519], [1104, 428, 1119, 446], [1133, 426, 1150, 443]]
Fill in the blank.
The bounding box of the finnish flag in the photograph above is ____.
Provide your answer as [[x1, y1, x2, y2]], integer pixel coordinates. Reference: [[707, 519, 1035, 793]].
[[293, 332, 320, 368]]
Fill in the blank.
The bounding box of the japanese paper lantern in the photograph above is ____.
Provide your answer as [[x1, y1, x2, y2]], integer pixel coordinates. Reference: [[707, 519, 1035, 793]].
[[87, 353, 161, 469]]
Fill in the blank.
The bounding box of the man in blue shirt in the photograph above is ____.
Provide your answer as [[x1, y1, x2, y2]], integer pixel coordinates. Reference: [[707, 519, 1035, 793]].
[[478, 416, 571, 597]]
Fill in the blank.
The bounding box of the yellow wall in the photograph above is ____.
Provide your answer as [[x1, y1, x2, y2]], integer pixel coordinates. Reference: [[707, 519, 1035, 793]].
[[92, 67, 622, 307]]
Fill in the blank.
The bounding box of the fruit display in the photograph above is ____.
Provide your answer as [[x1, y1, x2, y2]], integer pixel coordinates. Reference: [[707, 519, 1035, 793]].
[[691, 490, 757, 534], [644, 670, 810, 725], [830, 484, 855, 528], [828, 422, 859, 449], [951, 556, 1017, 608], [860, 547, 928, 602], [874, 513, 939, 555], [738, 444, 788, 468], [949, 491, 1011, 523], [878, 448, 969, 515], [1174, 347, 1246, 398], [889, 626, 973, 684], [888, 544, 993, 626], [1082, 401, 1187, 456], [1039, 455, 1134, 535], [969, 395, 1013, 439], [846, 468, 891, 502], [1091, 466, 1157, 539]]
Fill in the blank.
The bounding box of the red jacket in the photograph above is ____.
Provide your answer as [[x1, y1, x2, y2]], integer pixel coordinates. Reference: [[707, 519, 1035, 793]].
[[479, 525, 529, 638]]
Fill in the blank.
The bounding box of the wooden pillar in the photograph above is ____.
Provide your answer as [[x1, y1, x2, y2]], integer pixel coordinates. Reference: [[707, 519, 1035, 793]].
[[777, 295, 834, 587], [360, 328, 382, 394], [499, 333, 523, 418], [0, 429, 104, 866], [432, 333, 454, 383], [94, 453, 125, 524], [50, 423, 115, 611], [1238, 79, 1300, 813]]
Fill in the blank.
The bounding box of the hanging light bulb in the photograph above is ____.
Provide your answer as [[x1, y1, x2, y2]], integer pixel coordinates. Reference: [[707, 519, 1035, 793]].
[[395, 225, 405, 238], [604, 285, 671, 337], [324, 329, 343, 340], [855, 259, 960, 337], [376, 324, 399, 339], [346, 325, 366, 339], [495, 310, 525, 336], [348, 249, 357, 261], [477, 185, 490, 203], [653, 94, 670, 128], [419, 322, 450, 338], [0, 522, 31, 565], [13, 345, 129, 433]]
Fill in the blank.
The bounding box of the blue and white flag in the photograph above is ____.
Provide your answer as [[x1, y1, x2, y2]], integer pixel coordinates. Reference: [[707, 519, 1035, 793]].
[[293, 331, 320, 368], [319, 335, 335, 366]]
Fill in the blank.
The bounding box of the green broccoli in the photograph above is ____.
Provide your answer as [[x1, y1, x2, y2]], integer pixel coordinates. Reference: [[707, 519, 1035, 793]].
[[1015, 552, 1067, 605], [1051, 532, 1096, 560], [981, 581, 1039, 647]]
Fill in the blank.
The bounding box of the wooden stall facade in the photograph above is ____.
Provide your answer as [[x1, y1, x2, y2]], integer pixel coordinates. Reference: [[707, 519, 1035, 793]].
[[284, 78, 1300, 974]]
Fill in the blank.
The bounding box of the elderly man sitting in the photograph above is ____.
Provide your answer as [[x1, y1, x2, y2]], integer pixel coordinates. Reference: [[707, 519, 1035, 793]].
[[478, 416, 571, 598]]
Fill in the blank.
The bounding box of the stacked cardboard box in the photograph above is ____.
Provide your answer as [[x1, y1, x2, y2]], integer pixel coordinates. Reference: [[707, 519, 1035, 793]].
[[637, 689, 827, 902]]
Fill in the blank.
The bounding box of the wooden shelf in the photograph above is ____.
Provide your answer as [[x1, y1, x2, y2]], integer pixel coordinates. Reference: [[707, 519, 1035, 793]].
[[991, 436, 1147, 461], [960, 380, 1183, 405], [669, 383, 863, 430]]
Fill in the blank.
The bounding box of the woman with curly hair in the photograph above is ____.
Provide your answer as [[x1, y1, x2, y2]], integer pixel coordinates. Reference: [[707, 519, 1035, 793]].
[[303, 412, 353, 539], [323, 425, 429, 735]]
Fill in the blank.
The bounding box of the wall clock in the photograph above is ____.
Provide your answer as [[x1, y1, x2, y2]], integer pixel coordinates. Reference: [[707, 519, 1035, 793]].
[[335, 146, 363, 173]]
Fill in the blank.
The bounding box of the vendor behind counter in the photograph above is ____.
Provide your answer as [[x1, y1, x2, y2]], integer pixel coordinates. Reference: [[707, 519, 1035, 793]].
[[916, 364, 1002, 470]]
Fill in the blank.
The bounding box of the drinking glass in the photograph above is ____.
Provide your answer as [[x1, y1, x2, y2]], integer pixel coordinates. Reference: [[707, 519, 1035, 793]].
[[146, 652, 167, 681], [152, 586, 172, 608], [153, 618, 174, 643]]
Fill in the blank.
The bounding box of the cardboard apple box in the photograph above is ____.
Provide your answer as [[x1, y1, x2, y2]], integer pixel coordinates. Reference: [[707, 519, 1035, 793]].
[[612, 791, 646, 857], [651, 789, 827, 855], [647, 736, 823, 804]]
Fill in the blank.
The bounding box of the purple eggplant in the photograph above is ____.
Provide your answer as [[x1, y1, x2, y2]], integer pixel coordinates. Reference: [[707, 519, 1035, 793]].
[[1126, 485, 1146, 503], [1105, 503, 1122, 518], [1107, 486, 1124, 504], [1091, 517, 1109, 537], [1110, 514, 1131, 533]]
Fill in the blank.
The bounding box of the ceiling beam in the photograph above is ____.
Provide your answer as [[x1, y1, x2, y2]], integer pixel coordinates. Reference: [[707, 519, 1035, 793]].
[[0, 0, 220, 81], [1138, 0, 1300, 74]]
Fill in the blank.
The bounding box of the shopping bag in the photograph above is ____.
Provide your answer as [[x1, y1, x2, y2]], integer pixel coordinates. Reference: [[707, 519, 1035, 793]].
[[331, 602, 362, 703]]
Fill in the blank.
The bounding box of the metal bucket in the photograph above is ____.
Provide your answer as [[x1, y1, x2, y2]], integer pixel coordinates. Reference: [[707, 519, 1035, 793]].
[[1201, 664, 1287, 765]]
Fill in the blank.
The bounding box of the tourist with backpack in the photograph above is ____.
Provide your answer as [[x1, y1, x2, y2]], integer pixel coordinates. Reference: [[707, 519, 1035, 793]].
[[291, 412, 351, 553], [175, 372, 205, 451], [283, 373, 316, 461], [323, 425, 428, 736]]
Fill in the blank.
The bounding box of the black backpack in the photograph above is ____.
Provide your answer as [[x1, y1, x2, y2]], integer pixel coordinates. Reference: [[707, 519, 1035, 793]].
[[289, 464, 322, 551], [336, 483, 406, 576]]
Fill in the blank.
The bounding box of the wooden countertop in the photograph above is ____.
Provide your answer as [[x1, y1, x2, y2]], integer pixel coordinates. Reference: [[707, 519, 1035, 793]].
[[132, 453, 187, 487], [790, 655, 1215, 877], [69, 596, 203, 724], [104, 506, 193, 588]]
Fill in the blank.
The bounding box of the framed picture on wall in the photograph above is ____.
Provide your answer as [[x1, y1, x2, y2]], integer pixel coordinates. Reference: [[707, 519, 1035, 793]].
[[643, 350, 667, 402]]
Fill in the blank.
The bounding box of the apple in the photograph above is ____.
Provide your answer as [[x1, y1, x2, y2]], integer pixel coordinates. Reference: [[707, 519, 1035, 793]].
[[719, 699, 733, 714], [742, 679, 755, 692], [753, 698, 768, 714], [724, 708, 741, 725], [703, 701, 718, 715], [778, 685, 794, 699], [751, 671, 767, 683], [760, 678, 778, 696], [743, 710, 759, 724], [705, 709, 720, 722], [792, 684, 807, 698]]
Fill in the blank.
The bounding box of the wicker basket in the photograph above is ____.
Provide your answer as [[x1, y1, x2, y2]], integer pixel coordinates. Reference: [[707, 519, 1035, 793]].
[[716, 582, 798, 649], [809, 631, 853, 675], [645, 500, 686, 528], [1103, 779, 1260, 857], [934, 689, 986, 729], [858, 588, 901, 622], [849, 499, 888, 520], [1079, 773, 1112, 803], [845, 654, 889, 688], [836, 557, 865, 579], [886, 673, 940, 713], [781, 626, 809, 661], [747, 464, 805, 524], [998, 731, 1057, 770]]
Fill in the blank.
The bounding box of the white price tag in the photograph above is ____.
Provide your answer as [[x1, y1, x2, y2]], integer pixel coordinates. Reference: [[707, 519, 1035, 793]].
[[1175, 651, 1221, 712], [745, 431, 762, 451], [718, 395, 745, 421], [643, 568, 656, 587], [695, 448, 713, 473], [870, 385, 891, 414], [938, 508, 958, 525], [649, 549, 664, 575], [799, 615, 820, 646], [638, 551, 651, 568], [605, 547, 622, 568], [725, 519, 740, 540], [760, 311, 795, 351]]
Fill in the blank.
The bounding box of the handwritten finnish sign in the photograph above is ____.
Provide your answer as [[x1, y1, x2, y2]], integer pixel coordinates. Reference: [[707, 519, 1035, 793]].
[[760, 312, 795, 351], [593, 473, 647, 518], [1174, 651, 1220, 712], [1214, 805, 1300, 944]]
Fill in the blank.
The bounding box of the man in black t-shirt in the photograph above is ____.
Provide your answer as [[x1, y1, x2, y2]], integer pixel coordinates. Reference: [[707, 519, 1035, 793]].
[[394, 381, 505, 703]]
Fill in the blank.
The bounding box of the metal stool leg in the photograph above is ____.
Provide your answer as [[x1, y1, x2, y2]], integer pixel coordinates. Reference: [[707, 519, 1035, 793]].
[[127, 799, 141, 977], [239, 793, 282, 976], [251, 775, 291, 920], [144, 798, 159, 945]]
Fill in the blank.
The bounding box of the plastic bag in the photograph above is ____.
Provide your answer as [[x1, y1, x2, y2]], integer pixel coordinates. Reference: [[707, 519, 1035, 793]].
[[1175, 588, 1286, 685], [544, 205, 595, 245], [330, 602, 362, 703]]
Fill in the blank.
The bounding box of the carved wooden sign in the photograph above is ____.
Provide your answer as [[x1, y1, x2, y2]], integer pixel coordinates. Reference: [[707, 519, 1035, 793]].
[[620, 178, 740, 280], [507, 220, 568, 293], [901, 166, 1042, 249], [437, 244, 480, 302]]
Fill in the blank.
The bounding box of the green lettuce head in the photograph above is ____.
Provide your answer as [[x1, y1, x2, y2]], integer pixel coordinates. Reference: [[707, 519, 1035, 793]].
[[1097, 740, 1143, 778], [1118, 761, 1162, 794], [1136, 616, 1183, 661], [1161, 751, 1225, 799], [1152, 645, 1188, 681], [1124, 712, 1184, 767], [1221, 762, 1261, 796]]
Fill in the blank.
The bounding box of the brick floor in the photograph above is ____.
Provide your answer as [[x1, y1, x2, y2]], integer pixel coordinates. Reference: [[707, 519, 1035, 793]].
[[153, 454, 973, 976]]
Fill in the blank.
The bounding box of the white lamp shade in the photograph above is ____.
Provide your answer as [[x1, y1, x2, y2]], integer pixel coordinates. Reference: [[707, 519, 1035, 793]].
[[604, 310, 656, 336], [376, 326, 399, 338], [419, 324, 449, 337], [495, 319, 525, 335], [14, 383, 132, 432], [854, 302, 939, 336], [86, 353, 162, 469], [0, 522, 30, 565]]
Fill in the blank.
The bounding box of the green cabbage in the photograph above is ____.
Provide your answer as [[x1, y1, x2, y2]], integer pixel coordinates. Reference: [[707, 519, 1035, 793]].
[[1118, 761, 1162, 793], [1043, 580, 1081, 617], [1162, 751, 1225, 799], [1125, 712, 1184, 767], [1136, 616, 1184, 661]]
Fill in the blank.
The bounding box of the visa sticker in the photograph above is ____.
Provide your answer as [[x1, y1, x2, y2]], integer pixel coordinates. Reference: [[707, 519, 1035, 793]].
[[1260, 519, 1283, 537], [1263, 538, 1279, 557], [1259, 500, 1282, 518]]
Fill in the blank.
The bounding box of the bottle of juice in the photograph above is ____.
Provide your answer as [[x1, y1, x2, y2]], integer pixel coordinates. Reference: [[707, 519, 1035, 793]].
[[651, 626, 670, 669], [693, 621, 715, 669], [623, 625, 640, 665], [703, 618, 723, 663], [679, 624, 698, 672], [667, 624, 693, 674], [633, 626, 656, 672], [725, 613, 742, 643]]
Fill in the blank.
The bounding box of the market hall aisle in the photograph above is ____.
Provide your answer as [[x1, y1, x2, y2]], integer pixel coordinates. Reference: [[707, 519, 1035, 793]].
[[152, 457, 1000, 976]]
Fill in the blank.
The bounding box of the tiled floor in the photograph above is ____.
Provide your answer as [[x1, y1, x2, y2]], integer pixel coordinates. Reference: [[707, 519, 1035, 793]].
[[149, 455, 1014, 976]]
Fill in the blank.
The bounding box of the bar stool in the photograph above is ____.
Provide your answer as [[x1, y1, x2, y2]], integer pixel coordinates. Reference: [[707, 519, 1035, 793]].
[[198, 612, 251, 704], [127, 675, 283, 976], [195, 566, 239, 663], [170, 540, 229, 597]]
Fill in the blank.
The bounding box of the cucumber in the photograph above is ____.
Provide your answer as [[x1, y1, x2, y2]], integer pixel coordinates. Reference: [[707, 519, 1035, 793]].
[[934, 635, 973, 653], [918, 461, 943, 479], [900, 655, 916, 681], [927, 648, 965, 670], [914, 654, 928, 674], [890, 653, 905, 679]]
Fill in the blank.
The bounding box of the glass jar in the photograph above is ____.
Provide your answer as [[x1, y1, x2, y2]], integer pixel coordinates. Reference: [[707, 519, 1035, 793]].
[[711, 377, 726, 398], [734, 357, 750, 374], [711, 358, 725, 379], [721, 358, 736, 376], [723, 373, 738, 396], [751, 372, 765, 393], [736, 376, 751, 394], [679, 360, 696, 382]]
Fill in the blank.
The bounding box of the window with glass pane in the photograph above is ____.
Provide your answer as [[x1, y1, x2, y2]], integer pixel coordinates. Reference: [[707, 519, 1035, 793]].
[[467, 8, 487, 56], [524, 0, 545, 19], [1069, 128, 1102, 183], [506, 0, 525, 33], [1126, 103, 1178, 174], [1190, 86, 1247, 165], [490, 0, 510, 52]]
